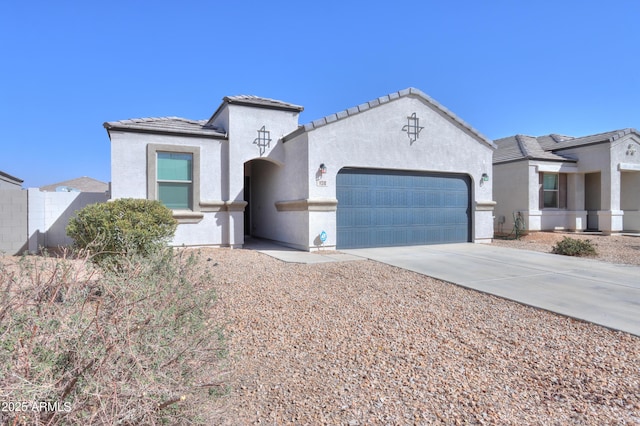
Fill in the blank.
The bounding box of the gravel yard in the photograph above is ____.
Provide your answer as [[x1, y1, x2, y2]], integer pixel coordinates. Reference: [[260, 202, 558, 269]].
[[492, 232, 640, 266], [205, 241, 640, 425]]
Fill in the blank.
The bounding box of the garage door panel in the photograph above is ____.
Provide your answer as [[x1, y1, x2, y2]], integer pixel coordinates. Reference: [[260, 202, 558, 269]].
[[337, 168, 471, 249]]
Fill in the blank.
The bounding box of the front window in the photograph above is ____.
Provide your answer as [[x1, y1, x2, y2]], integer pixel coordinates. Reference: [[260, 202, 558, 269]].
[[543, 173, 559, 208], [147, 144, 200, 213], [539, 172, 566, 209], [157, 152, 193, 209]]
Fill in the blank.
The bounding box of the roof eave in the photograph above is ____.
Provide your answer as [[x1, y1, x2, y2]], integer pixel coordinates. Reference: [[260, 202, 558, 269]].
[[103, 122, 227, 139], [406, 88, 496, 149], [223, 96, 304, 113], [0, 170, 23, 184], [550, 140, 609, 152], [281, 126, 306, 143]]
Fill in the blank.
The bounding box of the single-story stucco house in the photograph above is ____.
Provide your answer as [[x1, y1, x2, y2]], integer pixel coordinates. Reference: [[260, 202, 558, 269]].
[[493, 129, 640, 235], [104, 88, 496, 250]]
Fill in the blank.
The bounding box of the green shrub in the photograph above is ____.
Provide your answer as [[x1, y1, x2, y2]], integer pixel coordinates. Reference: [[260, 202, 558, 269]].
[[551, 237, 597, 257], [66, 198, 177, 264], [0, 249, 226, 425]]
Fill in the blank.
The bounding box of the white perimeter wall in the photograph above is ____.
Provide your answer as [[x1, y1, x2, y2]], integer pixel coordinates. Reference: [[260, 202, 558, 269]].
[[27, 189, 108, 251]]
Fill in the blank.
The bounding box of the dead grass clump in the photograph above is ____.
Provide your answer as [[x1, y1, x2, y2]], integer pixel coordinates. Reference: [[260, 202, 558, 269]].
[[0, 248, 226, 425]]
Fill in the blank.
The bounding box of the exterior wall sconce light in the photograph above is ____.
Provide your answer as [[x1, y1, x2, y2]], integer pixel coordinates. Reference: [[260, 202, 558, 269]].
[[481, 173, 489, 182], [319, 163, 327, 174]]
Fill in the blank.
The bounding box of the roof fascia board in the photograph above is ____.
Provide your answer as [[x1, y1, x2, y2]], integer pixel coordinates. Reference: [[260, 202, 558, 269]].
[[493, 157, 576, 166], [103, 123, 227, 140], [406, 88, 495, 149], [535, 163, 580, 173], [550, 140, 609, 152], [0, 171, 23, 184], [223, 97, 304, 113], [207, 96, 303, 127]]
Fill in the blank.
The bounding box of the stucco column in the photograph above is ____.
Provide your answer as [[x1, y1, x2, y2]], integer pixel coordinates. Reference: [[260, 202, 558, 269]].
[[226, 201, 247, 248], [566, 173, 587, 231], [599, 168, 624, 233], [526, 166, 542, 231]]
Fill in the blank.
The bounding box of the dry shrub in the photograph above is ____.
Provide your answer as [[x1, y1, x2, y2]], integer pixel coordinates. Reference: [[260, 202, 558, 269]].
[[0, 248, 226, 425], [551, 236, 597, 257]]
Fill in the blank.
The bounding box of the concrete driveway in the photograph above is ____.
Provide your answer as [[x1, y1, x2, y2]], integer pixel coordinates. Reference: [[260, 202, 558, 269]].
[[343, 243, 640, 337]]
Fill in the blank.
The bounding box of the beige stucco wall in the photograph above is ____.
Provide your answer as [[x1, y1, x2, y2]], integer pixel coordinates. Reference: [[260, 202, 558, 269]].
[[110, 91, 495, 250], [292, 93, 495, 249], [110, 129, 228, 246], [492, 161, 529, 234]]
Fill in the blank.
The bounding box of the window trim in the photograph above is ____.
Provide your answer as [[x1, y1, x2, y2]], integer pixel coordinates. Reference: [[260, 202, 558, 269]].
[[539, 172, 567, 210], [147, 144, 200, 212]]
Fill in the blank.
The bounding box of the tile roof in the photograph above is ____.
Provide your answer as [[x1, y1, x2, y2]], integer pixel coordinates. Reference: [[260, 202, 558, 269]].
[[104, 117, 226, 138], [493, 135, 574, 164], [538, 128, 638, 151], [40, 176, 109, 193], [494, 128, 640, 164], [223, 95, 304, 112], [283, 88, 495, 148]]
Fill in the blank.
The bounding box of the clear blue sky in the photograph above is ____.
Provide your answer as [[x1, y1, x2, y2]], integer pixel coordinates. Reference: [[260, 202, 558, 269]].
[[1, 1, 638, 188]]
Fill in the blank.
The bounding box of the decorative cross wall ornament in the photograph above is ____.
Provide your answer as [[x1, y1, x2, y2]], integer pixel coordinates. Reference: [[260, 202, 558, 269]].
[[253, 126, 272, 156], [627, 144, 637, 156], [402, 112, 424, 144]]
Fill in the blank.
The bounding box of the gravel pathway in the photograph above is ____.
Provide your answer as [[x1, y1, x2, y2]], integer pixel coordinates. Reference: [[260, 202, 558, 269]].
[[204, 246, 640, 425]]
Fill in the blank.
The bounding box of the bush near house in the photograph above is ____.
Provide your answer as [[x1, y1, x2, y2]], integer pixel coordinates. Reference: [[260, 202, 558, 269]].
[[66, 198, 177, 266], [0, 248, 226, 425], [551, 236, 597, 257]]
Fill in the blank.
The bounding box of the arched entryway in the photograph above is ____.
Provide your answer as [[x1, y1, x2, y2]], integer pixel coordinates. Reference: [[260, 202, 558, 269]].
[[243, 158, 282, 238]]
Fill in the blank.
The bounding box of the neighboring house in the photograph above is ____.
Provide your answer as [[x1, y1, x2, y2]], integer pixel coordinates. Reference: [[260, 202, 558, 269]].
[[493, 129, 640, 234], [0, 172, 109, 255], [0, 170, 27, 254], [40, 176, 109, 194], [105, 87, 496, 250], [28, 177, 109, 251]]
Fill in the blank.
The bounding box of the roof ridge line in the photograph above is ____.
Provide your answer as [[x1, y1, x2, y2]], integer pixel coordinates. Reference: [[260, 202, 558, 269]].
[[514, 134, 532, 159]]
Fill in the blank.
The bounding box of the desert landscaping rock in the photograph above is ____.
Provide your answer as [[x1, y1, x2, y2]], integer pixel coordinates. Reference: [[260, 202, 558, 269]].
[[492, 233, 640, 266], [201, 243, 640, 425], [3, 235, 637, 424]]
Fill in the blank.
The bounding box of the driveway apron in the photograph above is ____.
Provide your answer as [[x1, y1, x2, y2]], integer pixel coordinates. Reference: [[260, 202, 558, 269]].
[[343, 243, 640, 337]]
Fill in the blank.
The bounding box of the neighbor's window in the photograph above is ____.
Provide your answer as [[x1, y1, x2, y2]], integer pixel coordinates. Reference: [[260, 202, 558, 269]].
[[157, 152, 193, 209], [540, 172, 566, 209], [543, 173, 559, 208]]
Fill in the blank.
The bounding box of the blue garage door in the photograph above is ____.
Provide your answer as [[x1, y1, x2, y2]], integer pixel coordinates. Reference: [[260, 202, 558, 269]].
[[337, 168, 471, 249]]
